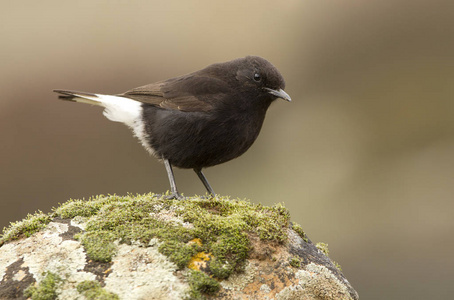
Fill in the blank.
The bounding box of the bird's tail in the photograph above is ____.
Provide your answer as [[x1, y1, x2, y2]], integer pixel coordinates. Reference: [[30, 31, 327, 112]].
[[53, 89, 142, 127], [54, 89, 103, 106]]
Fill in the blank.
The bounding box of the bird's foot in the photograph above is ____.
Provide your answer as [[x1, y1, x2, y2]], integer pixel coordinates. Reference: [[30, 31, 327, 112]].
[[152, 192, 217, 200], [198, 194, 216, 200], [153, 192, 186, 200], [165, 192, 185, 200]]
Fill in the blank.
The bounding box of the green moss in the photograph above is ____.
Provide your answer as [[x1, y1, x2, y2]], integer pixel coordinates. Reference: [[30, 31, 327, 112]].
[[292, 222, 308, 242], [0, 193, 309, 299], [186, 270, 220, 299], [77, 280, 119, 300], [24, 271, 61, 300], [334, 261, 343, 272], [0, 193, 290, 298], [55, 199, 101, 218], [316, 242, 330, 256], [52, 194, 290, 280], [208, 257, 234, 279], [316, 242, 342, 271], [79, 231, 118, 262], [289, 256, 302, 268], [158, 240, 200, 269], [0, 211, 52, 244], [175, 197, 289, 278]]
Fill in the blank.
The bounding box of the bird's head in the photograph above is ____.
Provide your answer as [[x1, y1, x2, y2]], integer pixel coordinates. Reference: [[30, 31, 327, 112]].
[[235, 56, 291, 103]]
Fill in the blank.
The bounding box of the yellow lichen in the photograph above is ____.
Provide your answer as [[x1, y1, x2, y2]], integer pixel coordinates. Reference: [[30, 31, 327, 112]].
[[188, 252, 213, 271], [189, 238, 203, 247]]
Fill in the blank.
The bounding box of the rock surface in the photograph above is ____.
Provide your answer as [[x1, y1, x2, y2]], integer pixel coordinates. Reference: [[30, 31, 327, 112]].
[[0, 194, 358, 299]]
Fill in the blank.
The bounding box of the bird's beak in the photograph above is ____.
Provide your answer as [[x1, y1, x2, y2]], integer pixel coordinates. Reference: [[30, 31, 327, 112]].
[[265, 88, 291, 102]]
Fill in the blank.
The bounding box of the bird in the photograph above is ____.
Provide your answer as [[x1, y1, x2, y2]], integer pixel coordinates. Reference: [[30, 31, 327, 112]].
[[54, 56, 291, 199]]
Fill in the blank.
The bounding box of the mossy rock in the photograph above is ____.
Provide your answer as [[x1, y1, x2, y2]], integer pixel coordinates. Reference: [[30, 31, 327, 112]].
[[0, 194, 358, 300], [53, 194, 291, 278]]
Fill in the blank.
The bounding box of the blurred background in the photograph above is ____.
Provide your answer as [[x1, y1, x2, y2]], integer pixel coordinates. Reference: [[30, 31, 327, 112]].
[[1, 0, 453, 298]]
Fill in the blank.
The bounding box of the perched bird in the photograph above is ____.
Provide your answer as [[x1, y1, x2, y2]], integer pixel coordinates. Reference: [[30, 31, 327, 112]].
[[54, 56, 290, 199]]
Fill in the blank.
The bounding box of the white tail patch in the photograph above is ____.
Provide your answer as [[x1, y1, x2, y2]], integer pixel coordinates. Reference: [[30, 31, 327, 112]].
[[74, 94, 155, 155], [99, 94, 142, 128], [73, 93, 142, 128], [72, 93, 156, 156]]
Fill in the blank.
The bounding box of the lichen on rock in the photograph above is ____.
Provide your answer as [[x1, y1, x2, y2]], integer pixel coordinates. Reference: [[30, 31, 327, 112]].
[[0, 211, 52, 246], [0, 194, 359, 299]]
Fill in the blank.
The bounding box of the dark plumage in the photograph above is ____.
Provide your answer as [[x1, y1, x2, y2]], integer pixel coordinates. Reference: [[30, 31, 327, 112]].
[[54, 56, 290, 199]]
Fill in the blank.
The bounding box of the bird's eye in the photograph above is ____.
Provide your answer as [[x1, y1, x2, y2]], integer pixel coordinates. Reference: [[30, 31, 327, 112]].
[[253, 72, 261, 82]]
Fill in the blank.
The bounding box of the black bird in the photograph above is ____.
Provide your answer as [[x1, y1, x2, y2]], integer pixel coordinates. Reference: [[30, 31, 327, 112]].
[[54, 56, 290, 199]]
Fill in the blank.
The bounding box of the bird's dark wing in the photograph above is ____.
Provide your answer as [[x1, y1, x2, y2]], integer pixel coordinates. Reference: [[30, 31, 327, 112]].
[[120, 73, 232, 112]]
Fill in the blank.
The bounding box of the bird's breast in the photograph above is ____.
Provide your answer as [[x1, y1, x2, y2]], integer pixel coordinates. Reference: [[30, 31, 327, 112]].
[[142, 105, 266, 169]]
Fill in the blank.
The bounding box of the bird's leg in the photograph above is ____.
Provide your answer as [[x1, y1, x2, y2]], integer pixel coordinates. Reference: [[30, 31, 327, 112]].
[[194, 168, 215, 198], [163, 159, 184, 200]]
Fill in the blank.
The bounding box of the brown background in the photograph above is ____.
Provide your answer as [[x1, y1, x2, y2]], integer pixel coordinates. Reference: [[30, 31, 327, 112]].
[[1, 1, 453, 299]]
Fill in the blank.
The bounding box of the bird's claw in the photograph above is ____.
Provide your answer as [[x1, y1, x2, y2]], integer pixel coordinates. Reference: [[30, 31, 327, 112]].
[[198, 194, 216, 200], [153, 192, 186, 200]]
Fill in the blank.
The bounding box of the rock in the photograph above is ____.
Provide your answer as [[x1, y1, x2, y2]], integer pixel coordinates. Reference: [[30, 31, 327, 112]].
[[0, 194, 359, 299]]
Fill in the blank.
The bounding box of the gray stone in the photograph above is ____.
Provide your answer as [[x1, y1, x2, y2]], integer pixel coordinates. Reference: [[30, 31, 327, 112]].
[[0, 195, 358, 299]]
